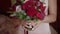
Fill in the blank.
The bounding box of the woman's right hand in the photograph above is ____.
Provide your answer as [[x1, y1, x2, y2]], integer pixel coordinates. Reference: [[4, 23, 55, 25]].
[[21, 20, 40, 31]]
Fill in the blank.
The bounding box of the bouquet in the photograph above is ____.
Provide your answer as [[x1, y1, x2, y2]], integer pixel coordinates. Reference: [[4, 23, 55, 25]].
[[10, 0, 46, 31]]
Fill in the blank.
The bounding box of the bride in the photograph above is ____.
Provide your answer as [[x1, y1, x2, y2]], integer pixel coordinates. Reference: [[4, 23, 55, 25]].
[[0, 0, 57, 34], [17, 0, 57, 34]]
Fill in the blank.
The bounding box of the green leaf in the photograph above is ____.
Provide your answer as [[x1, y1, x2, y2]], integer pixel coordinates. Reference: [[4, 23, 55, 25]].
[[20, 0, 25, 3], [16, 12, 27, 19], [12, 0, 16, 5], [35, 18, 40, 23], [42, 0, 45, 2]]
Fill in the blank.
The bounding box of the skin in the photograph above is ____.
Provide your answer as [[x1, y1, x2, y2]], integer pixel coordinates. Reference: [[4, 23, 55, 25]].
[[22, 0, 57, 30], [43, 0, 57, 23]]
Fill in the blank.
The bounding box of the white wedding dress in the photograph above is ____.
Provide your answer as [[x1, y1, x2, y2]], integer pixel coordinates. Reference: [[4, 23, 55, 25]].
[[17, 0, 51, 34]]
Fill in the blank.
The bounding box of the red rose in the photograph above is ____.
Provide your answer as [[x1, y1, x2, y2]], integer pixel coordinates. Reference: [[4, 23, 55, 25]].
[[40, 2, 46, 12], [22, 1, 29, 10], [29, 0, 33, 1], [12, 4, 16, 11], [26, 7, 37, 17], [22, 0, 35, 10], [35, 0, 39, 6], [36, 12, 44, 19], [21, 0, 46, 20], [42, 6, 46, 16], [39, 1, 46, 16]]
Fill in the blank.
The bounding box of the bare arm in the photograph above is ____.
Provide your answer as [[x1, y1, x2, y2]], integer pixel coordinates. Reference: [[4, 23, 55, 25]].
[[42, 0, 57, 23]]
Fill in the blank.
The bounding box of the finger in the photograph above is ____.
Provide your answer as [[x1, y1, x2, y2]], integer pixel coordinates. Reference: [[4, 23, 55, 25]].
[[22, 21, 32, 27], [30, 21, 37, 27], [32, 22, 41, 31], [23, 25, 33, 31], [22, 25, 28, 31], [22, 22, 33, 31]]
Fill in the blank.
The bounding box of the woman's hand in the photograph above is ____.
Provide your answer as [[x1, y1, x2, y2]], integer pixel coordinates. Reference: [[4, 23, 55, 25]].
[[22, 20, 42, 31]]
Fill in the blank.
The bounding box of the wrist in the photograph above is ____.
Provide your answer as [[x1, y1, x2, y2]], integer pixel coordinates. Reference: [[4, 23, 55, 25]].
[[42, 15, 56, 23]]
